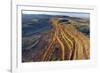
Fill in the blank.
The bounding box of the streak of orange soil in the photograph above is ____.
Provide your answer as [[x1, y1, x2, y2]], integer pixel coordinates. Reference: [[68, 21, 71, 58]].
[[33, 17, 90, 61]]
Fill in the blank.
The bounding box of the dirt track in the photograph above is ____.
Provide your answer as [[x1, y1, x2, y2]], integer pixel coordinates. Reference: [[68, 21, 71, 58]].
[[31, 17, 90, 61]]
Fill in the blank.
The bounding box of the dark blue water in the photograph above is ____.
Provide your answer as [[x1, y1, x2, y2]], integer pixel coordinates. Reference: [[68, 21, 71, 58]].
[[22, 14, 53, 37]]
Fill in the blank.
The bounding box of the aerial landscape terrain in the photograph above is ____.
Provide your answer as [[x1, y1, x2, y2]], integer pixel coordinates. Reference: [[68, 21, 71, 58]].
[[22, 11, 90, 62]]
